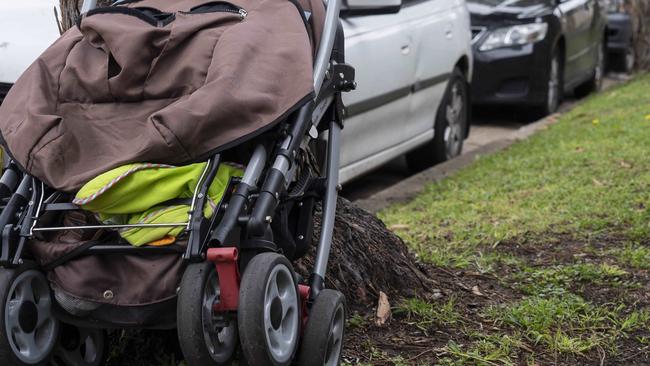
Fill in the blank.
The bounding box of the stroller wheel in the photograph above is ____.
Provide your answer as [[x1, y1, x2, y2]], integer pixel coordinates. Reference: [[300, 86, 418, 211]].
[[297, 289, 346, 366], [177, 262, 238, 366], [0, 262, 59, 366], [238, 253, 300, 366], [51, 324, 107, 366]]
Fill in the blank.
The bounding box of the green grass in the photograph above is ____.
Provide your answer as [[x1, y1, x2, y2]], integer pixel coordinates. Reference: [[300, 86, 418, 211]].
[[513, 263, 630, 295], [610, 243, 650, 269], [381, 75, 650, 268], [394, 296, 463, 329], [485, 294, 649, 355], [359, 74, 650, 364]]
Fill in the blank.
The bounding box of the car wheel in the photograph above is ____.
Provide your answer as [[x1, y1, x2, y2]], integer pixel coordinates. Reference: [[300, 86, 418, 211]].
[[535, 50, 562, 117], [623, 44, 636, 73], [612, 44, 635, 73], [406, 68, 468, 173], [575, 41, 605, 97]]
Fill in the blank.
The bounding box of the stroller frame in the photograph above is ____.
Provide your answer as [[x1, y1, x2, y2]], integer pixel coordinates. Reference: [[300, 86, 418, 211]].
[[0, 0, 355, 364]]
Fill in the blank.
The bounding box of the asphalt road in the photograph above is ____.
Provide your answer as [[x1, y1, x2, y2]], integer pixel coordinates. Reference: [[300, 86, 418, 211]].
[[341, 74, 629, 202]]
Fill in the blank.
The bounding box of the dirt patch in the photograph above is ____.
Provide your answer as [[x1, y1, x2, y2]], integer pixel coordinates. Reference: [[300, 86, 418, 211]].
[[342, 231, 650, 365], [344, 265, 517, 365]]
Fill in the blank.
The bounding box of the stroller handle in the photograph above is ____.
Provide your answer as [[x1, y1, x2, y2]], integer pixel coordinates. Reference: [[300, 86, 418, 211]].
[[313, 0, 342, 94], [79, 0, 342, 96]]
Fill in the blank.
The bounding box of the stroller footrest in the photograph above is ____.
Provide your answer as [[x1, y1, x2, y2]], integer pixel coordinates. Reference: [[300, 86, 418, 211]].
[[207, 247, 240, 311]]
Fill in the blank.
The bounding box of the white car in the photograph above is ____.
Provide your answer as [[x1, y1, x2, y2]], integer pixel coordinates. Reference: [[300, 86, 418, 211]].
[[340, 0, 473, 182], [0, 0, 473, 184], [0, 0, 61, 103]]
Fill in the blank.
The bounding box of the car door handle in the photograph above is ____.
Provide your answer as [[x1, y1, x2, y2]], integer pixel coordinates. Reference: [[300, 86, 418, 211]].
[[401, 45, 410, 55]]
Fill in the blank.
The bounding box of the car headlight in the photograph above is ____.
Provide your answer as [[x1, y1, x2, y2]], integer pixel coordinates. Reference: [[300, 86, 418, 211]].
[[479, 23, 548, 52]]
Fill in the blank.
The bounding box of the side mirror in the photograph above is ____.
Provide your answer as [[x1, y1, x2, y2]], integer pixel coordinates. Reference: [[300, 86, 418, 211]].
[[341, 0, 402, 17]]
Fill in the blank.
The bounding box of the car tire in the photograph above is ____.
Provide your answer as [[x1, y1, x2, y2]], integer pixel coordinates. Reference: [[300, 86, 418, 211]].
[[406, 67, 468, 173], [535, 49, 562, 118], [575, 40, 605, 97], [612, 43, 635, 73]]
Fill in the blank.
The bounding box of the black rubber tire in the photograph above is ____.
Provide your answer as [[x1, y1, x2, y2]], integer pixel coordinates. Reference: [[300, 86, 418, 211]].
[[534, 49, 563, 118], [297, 289, 346, 366], [177, 262, 237, 366], [238, 253, 300, 366], [0, 262, 56, 366], [406, 67, 469, 173], [610, 44, 635, 73], [575, 41, 606, 98]]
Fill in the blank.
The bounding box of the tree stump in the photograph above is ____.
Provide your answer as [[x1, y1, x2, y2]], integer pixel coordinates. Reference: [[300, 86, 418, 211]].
[[296, 198, 434, 307]]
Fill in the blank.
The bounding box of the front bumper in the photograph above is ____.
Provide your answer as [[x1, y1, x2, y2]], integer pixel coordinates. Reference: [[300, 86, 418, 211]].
[[607, 13, 633, 53], [0, 83, 11, 105], [471, 42, 551, 106]]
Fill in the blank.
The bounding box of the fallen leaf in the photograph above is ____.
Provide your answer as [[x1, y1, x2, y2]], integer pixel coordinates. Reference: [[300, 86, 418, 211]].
[[388, 224, 410, 231], [471, 285, 486, 297], [619, 160, 632, 169], [375, 291, 391, 326], [645, 114, 650, 120], [592, 178, 605, 187], [592, 119, 600, 125]]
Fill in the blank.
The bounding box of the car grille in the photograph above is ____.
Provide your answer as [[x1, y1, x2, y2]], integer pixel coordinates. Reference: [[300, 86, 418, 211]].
[[0, 83, 12, 105], [471, 26, 486, 44]]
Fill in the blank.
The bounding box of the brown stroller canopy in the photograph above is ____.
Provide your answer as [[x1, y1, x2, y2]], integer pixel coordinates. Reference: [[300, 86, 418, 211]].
[[0, 0, 322, 192]]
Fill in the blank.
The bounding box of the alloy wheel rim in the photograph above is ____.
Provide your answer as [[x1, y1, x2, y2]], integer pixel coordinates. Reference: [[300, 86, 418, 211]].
[[626, 47, 635, 72], [547, 56, 560, 113], [323, 303, 345, 366], [443, 82, 464, 159], [595, 46, 604, 90], [202, 269, 237, 362], [5, 270, 59, 364], [263, 265, 299, 363]]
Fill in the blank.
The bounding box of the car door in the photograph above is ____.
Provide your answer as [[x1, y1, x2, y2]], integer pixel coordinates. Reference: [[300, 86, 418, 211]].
[[339, 12, 418, 183], [558, 0, 596, 86], [405, 0, 466, 143]]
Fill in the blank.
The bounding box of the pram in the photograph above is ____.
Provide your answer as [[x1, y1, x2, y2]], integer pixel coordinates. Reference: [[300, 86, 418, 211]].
[[0, 0, 355, 364]]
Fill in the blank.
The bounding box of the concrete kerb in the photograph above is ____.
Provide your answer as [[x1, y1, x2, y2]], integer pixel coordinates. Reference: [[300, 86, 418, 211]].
[[355, 113, 560, 214]]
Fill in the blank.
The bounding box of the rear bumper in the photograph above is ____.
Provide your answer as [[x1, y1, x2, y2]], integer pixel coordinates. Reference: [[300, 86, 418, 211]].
[[471, 42, 551, 106], [607, 13, 633, 53]]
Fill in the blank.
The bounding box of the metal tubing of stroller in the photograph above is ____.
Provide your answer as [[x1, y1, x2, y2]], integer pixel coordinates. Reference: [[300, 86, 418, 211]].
[[310, 120, 341, 297], [313, 0, 342, 94], [242, 145, 267, 187], [80, 0, 98, 12], [212, 145, 267, 245], [0, 163, 19, 199], [0, 176, 31, 228], [247, 106, 312, 236], [32, 222, 188, 232]]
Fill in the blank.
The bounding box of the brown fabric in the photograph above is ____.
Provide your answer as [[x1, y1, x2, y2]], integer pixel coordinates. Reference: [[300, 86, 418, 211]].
[[29, 211, 186, 306], [0, 0, 319, 192]]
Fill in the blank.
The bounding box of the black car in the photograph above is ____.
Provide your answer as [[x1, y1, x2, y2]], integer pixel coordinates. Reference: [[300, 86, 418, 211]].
[[468, 0, 608, 116], [606, 0, 636, 72]]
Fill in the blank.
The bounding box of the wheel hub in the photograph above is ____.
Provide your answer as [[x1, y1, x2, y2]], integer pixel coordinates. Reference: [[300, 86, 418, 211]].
[[444, 83, 464, 158], [270, 297, 283, 329], [263, 265, 299, 363], [4, 269, 59, 364], [202, 269, 237, 362]]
